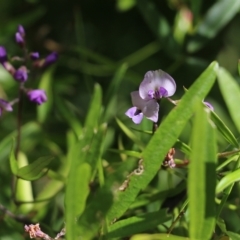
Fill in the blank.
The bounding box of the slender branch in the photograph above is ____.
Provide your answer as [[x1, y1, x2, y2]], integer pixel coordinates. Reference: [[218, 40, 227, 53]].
[[167, 199, 188, 234], [0, 203, 31, 224]]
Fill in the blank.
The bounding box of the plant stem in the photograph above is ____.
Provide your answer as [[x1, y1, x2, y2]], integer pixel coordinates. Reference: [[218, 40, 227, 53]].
[[15, 84, 24, 158], [168, 199, 189, 234]]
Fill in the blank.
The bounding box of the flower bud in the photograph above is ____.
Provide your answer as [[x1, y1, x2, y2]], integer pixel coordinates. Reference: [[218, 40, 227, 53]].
[[15, 32, 24, 46], [13, 66, 28, 82], [27, 89, 47, 105], [17, 25, 25, 37], [0, 99, 13, 116], [30, 52, 39, 60], [0, 46, 7, 63], [43, 52, 58, 67]]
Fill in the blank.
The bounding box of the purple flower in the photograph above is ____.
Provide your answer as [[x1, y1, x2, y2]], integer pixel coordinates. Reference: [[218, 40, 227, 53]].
[[43, 52, 58, 67], [0, 46, 7, 64], [126, 69, 176, 124], [0, 99, 13, 116], [27, 89, 47, 105], [30, 52, 40, 60], [13, 66, 28, 82], [125, 91, 159, 124], [139, 70, 176, 101], [17, 25, 25, 37], [15, 32, 24, 45], [204, 101, 214, 111]]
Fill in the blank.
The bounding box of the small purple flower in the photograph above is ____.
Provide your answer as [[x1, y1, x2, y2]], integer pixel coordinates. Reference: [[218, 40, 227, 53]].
[[0, 46, 7, 64], [204, 101, 214, 111], [15, 32, 24, 45], [43, 52, 58, 67], [125, 91, 159, 124], [27, 89, 47, 105], [139, 70, 176, 101], [17, 25, 25, 37], [13, 66, 28, 82], [30, 52, 40, 60], [0, 99, 13, 116]]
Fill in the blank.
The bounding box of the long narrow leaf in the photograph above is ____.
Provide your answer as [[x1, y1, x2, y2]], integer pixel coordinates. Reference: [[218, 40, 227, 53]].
[[216, 167, 240, 193], [211, 110, 239, 148], [106, 210, 170, 238], [188, 103, 217, 239], [107, 61, 218, 222], [217, 67, 240, 133]]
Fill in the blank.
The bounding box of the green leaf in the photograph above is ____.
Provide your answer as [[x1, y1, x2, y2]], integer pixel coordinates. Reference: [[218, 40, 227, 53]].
[[105, 63, 128, 103], [37, 68, 54, 123], [116, 118, 145, 149], [216, 167, 240, 193], [130, 233, 190, 240], [15, 152, 34, 213], [9, 139, 18, 175], [198, 0, 240, 38], [210, 110, 239, 148], [137, 0, 179, 55], [188, 103, 217, 239], [17, 156, 54, 181], [187, 0, 240, 52], [108, 149, 141, 158], [217, 67, 240, 134], [238, 59, 240, 76], [217, 218, 240, 240], [55, 97, 83, 137], [117, 0, 136, 11], [84, 83, 102, 129], [106, 210, 170, 238], [107, 61, 218, 222], [174, 139, 191, 156], [77, 185, 113, 240], [65, 123, 107, 239], [65, 163, 92, 240], [0, 122, 41, 163], [190, 0, 202, 21]]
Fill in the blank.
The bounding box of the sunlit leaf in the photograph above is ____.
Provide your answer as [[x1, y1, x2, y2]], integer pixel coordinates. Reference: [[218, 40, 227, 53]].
[[65, 123, 107, 239], [216, 167, 240, 193], [188, 103, 217, 239], [15, 152, 34, 213], [65, 163, 91, 240], [130, 233, 190, 240]]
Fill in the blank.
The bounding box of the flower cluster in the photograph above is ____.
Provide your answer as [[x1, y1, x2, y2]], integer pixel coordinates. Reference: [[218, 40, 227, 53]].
[[125, 69, 176, 124], [0, 25, 58, 116]]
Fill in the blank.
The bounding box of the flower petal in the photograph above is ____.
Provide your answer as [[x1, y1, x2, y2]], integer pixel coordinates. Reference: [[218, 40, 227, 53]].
[[132, 113, 144, 124], [125, 106, 138, 118], [131, 91, 148, 110], [142, 99, 159, 123], [125, 106, 143, 124], [203, 101, 214, 111], [139, 70, 176, 99]]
